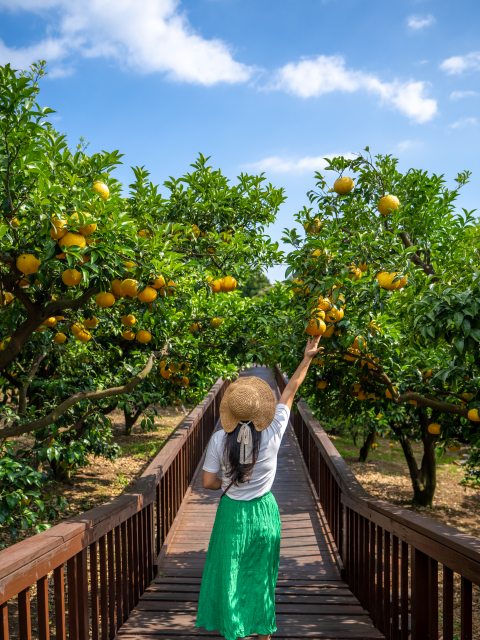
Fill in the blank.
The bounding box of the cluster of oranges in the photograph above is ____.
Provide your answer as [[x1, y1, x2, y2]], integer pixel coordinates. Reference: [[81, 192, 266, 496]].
[[207, 276, 237, 293], [159, 360, 190, 388]]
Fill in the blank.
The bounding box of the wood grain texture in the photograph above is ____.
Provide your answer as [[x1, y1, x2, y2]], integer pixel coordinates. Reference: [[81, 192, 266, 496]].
[[118, 367, 383, 640]]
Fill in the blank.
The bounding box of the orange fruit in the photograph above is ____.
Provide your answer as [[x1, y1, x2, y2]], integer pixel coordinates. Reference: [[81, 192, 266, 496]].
[[221, 276, 237, 292], [137, 286, 157, 303], [121, 314, 136, 327], [210, 318, 224, 329], [70, 212, 97, 235], [189, 323, 202, 334], [152, 275, 166, 290], [378, 195, 400, 216], [0, 292, 14, 306], [92, 181, 109, 200], [322, 325, 335, 338], [0, 337, 10, 351], [83, 317, 98, 328], [121, 279, 138, 297], [304, 218, 322, 234], [334, 176, 354, 194], [122, 330, 135, 341], [325, 307, 344, 323], [71, 322, 84, 336], [62, 268, 82, 286], [138, 229, 151, 238], [110, 279, 124, 297], [316, 380, 328, 389], [467, 409, 480, 422], [137, 330, 152, 343], [181, 376, 189, 387], [207, 277, 222, 293], [160, 367, 172, 379], [16, 254, 41, 274], [306, 318, 326, 336], [96, 292, 115, 308], [76, 329, 91, 343], [42, 317, 57, 328], [59, 232, 86, 250], [54, 333, 66, 344], [427, 423, 441, 435]]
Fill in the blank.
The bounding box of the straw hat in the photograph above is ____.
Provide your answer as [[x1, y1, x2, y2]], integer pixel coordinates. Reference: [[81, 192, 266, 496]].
[[220, 376, 276, 433]]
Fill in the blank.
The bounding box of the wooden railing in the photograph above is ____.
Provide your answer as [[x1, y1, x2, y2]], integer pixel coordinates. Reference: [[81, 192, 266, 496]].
[[275, 365, 480, 640], [0, 376, 229, 640]]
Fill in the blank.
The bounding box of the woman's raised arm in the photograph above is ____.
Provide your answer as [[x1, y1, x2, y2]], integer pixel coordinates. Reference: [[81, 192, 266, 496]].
[[278, 336, 323, 411]]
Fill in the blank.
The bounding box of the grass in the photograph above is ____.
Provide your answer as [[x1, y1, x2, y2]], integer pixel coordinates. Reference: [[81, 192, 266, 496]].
[[120, 440, 168, 459]]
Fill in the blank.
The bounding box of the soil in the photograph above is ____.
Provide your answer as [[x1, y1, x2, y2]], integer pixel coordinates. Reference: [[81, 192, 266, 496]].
[[1, 405, 187, 549]]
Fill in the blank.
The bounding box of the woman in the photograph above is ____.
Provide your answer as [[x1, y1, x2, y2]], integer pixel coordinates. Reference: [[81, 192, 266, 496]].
[[196, 336, 322, 640]]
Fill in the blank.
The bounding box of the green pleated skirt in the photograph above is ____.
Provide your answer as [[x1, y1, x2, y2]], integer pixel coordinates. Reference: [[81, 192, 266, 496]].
[[196, 491, 281, 640]]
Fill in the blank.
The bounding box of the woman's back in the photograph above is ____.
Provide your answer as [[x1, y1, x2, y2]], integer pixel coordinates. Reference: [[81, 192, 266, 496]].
[[202, 403, 290, 501]]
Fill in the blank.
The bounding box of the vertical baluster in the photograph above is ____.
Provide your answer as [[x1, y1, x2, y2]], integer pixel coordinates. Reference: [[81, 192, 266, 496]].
[[411, 548, 428, 640], [353, 511, 359, 597], [160, 476, 166, 547], [143, 507, 149, 589], [127, 517, 135, 612], [67, 556, 78, 640], [363, 518, 370, 613], [90, 542, 99, 640], [428, 558, 438, 640], [132, 513, 140, 604], [369, 522, 376, 626], [121, 521, 129, 621], [376, 526, 384, 632], [461, 576, 472, 640], [99, 536, 108, 640], [138, 509, 145, 593], [115, 527, 123, 629], [0, 602, 8, 640], [384, 530, 391, 640], [77, 549, 89, 640], [168, 465, 173, 530], [37, 575, 50, 640], [107, 530, 116, 639], [400, 542, 408, 640], [443, 566, 453, 640], [358, 514, 364, 608], [391, 536, 399, 640], [54, 566, 66, 640], [346, 508, 351, 583], [148, 503, 154, 581], [18, 589, 32, 640]]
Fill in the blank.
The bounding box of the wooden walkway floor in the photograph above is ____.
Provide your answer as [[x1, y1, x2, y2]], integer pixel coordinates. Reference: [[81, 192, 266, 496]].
[[118, 367, 383, 639]]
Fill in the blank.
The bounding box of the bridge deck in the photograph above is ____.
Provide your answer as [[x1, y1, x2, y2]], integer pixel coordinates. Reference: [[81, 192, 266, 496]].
[[118, 367, 383, 639]]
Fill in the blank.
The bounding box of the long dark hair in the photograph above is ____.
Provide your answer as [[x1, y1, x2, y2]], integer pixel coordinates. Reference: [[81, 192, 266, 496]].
[[223, 421, 262, 485]]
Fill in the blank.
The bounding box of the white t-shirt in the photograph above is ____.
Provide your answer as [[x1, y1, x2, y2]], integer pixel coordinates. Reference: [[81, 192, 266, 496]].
[[203, 404, 291, 501]]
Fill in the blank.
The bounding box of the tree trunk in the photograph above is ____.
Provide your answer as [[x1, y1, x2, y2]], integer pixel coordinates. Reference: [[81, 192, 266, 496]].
[[123, 406, 143, 436], [49, 458, 71, 482], [396, 413, 437, 507], [359, 430, 376, 462]]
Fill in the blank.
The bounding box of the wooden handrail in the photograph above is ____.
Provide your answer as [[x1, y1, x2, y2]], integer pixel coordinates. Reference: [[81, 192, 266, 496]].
[[0, 375, 229, 640], [275, 365, 479, 639]]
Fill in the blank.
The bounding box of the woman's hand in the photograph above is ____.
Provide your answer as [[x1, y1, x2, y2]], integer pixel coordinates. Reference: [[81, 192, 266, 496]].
[[304, 336, 324, 359]]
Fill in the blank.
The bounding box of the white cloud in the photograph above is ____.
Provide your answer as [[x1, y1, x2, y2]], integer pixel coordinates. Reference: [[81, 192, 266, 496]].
[[270, 55, 438, 123], [243, 153, 356, 175], [450, 90, 479, 100], [407, 15, 435, 31], [448, 117, 478, 129], [0, 0, 253, 85], [440, 52, 480, 75], [394, 140, 422, 153]]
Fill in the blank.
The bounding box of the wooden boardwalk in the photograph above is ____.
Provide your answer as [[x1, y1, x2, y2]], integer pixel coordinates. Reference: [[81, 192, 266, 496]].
[[118, 367, 383, 639]]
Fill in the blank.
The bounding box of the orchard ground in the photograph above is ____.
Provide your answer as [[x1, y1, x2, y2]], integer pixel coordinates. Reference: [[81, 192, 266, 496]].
[[0, 403, 187, 550], [331, 431, 480, 538]]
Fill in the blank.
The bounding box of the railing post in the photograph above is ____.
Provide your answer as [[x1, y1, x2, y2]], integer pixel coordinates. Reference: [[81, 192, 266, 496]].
[[411, 547, 429, 640]]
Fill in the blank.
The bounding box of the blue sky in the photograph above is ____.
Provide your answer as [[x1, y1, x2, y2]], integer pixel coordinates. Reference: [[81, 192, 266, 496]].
[[1, 0, 479, 282]]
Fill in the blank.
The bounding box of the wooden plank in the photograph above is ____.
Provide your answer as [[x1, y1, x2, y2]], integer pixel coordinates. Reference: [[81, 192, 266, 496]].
[[118, 611, 385, 638], [134, 601, 368, 615]]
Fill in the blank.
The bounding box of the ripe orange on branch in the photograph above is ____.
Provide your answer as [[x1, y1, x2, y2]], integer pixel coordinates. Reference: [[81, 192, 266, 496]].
[[316, 380, 328, 389], [333, 177, 354, 194], [16, 254, 41, 274], [427, 423, 441, 435], [121, 314, 136, 327], [62, 269, 82, 286], [137, 330, 152, 343], [84, 317, 98, 328], [137, 286, 157, 303], [378, 195, 400, 216], [92, 181, 109, 200], [221, 276, 237, 292], [54, 333, 66, 344], [304, 218, 322, 234], [59, 232, 86, 250], [122, 330, 135, 341], [121, 279, 138, 297], [468, 409, 480, 422], [306, 318, 326, 336], [96, 292, 115, 308]]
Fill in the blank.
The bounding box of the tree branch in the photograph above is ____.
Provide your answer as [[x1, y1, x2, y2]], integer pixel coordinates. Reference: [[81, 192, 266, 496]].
[[0, 352, 160, 439]]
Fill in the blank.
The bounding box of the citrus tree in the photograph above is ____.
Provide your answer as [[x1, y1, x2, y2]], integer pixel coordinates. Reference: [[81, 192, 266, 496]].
[[0, 61, 285, 538], [250, 150, 480, 506]]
